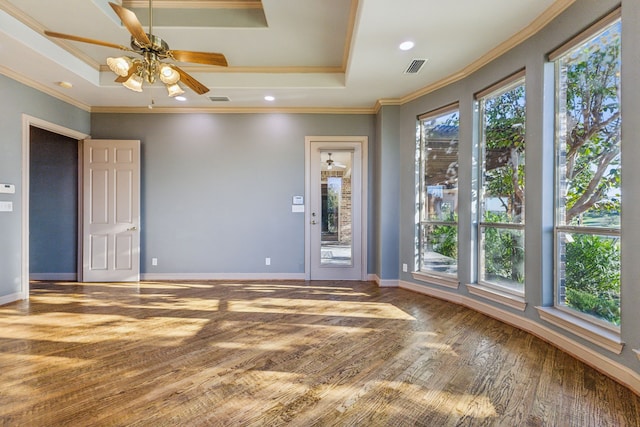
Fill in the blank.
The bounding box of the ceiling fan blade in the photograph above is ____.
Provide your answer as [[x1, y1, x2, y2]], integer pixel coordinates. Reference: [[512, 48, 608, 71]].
[[109, 2, 151, 47], [173, 66, 210, 95], [114, 66, 137, 83], [44, 31, 133, 51], [169, 50, 228, 67]]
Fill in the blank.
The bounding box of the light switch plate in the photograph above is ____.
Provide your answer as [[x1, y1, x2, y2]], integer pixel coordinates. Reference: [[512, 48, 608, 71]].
[[0, 201, 13, 212]]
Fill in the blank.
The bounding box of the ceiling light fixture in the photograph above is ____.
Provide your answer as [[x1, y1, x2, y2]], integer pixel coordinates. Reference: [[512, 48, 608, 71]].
[[399, 41, 415, 51], [264, 95, 275, 101]]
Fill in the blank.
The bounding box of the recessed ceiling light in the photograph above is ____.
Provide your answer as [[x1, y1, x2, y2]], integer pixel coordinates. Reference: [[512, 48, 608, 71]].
[[57, 81, 73, 89], [399, 41, 415, 51], [264, 95, 275, 102], [174, 96, 187, 102]]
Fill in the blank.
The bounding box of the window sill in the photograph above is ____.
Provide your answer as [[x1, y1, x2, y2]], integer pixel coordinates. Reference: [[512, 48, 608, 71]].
[[536, 306, 623, 354], [466, 283, 526, 311], [412, 271, 459, 289]]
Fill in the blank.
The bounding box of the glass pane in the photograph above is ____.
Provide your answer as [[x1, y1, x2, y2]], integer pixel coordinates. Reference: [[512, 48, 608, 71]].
[[422, 112, 459, 222], [480, 226, 524, 292], [557, 232, 620, 326], [481, 82, 525, 224], [320, 152, 353, 266], [420, 224, 457, 275], [557, 21, 621, 228]]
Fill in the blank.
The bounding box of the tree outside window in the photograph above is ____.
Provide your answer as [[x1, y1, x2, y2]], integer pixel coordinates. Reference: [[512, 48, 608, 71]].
[[555, 19, 621, 327], [478, 77, 526, 294]]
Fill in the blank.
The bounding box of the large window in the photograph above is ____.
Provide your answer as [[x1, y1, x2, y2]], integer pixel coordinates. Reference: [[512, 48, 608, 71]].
[[477, 75, 526, 295], [553, 16, 621, 328], [418, 106, 459, 279]]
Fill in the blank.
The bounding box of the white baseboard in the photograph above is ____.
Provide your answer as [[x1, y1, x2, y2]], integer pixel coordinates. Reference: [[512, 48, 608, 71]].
[[140, 273, 307, 281], [0, 292, 24, 306], [399, 280, 640, 396], [30, 273, 77, 281], [377, 278, 400, 287]]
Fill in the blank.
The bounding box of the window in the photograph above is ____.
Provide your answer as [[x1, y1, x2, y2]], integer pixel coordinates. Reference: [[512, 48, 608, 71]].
[[418, 105, 459, 280], [553, 16, 621, 328], [477, 74, 526, 295]]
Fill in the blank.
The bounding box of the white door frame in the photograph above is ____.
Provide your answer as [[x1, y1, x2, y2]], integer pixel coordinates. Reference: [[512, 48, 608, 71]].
[[304, 136, 368, 281], [21, 114, 90, 300]]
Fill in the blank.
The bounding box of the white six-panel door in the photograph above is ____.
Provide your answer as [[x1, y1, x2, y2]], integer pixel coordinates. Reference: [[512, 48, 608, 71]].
[[82, 139, 140, 282]]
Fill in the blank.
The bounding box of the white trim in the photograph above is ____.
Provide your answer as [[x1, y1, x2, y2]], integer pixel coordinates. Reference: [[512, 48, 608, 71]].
[[29, 273, 77, 281], [377, 278, 400, 288], [21, 115, 90, 300], [140, 273, 307, 281], [399, 280, 640, 395], [536, 307, 623, 354], [304, 136, 368, 281], [0, 292, 23, 306], [412, 271, 460, 289], [466, 283, 527, 311], [634, 349, 640, 362]]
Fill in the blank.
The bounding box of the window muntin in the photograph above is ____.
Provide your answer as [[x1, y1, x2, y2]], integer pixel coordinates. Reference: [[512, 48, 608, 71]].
[[418, 108, 459, 278], [477, 78, 526, 294], [554, 19, 621, 328]]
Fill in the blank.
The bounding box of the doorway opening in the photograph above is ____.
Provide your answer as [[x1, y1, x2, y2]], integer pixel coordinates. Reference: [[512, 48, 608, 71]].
[[29, 126, 79, 281], [21, 115, 89, 299]]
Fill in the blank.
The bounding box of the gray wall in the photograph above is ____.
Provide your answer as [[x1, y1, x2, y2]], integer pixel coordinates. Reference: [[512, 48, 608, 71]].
[[29, 127, 78, 275], [398, 0, 640, 371], [90, 113, 376, 275], [375, 106, 400, 281], [0, 75, 90, 299]]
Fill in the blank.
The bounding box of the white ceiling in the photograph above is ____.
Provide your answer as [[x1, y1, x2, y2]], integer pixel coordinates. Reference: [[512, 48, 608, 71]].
[[0, 0, 572, 112]]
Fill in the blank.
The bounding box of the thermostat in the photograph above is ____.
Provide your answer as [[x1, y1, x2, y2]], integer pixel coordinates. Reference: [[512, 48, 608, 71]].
[[292, 196, 304, 205], [0, 184, 15, 194]]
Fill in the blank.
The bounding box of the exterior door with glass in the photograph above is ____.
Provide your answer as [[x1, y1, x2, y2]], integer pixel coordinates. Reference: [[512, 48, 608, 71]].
[[306, 138, 367, 280]]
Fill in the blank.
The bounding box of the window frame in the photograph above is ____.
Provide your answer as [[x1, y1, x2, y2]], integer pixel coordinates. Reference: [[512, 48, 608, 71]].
[[416, 103, 460, 284], [552, 11, 622, 332], [475, 73, 527, 297]]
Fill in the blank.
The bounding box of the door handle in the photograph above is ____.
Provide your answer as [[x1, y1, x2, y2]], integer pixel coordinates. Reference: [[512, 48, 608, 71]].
[[127, 226, 137, 231], [311, 220, 317, 225]]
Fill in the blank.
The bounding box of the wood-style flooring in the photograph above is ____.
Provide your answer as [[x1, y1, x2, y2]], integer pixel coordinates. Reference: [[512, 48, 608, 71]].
[[0, 280, 638, 426]]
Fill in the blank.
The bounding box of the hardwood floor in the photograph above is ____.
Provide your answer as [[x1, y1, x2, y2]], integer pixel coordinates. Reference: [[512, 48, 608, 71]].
[[0, 280, 638, 426]]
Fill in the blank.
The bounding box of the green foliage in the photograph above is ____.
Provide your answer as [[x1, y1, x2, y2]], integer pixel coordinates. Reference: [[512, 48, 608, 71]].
[[483, 85, 526, 220], [430, 225, 457, 260], [564, 234, 620, 325], [482, 212, 524, 284]]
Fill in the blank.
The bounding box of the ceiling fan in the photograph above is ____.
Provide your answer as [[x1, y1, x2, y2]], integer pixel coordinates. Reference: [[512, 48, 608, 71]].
[[326, 153, 346, 170], [44, 0, 228, 97]]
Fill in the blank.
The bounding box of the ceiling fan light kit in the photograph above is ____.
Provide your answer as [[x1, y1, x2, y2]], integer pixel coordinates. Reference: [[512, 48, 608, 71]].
[[44, 0, 229, 98]]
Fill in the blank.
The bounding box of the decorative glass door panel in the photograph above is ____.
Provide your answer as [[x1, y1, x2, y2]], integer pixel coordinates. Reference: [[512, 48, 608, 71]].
[[320, 151, 353, 267], [308, 139, 364, 281]]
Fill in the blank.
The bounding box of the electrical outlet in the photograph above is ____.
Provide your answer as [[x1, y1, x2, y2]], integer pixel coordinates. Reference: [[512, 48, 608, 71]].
[[152, 258, 158, 266], [402, 263, 408, 272], [265, 257, 271, 266]]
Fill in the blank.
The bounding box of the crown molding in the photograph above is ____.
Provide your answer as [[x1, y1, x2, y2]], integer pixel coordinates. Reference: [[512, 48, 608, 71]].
[[0, 65, 91, 112], [90, 105, 376, 114], [400, 0, 577, 105], [123, 1, 263, 9]]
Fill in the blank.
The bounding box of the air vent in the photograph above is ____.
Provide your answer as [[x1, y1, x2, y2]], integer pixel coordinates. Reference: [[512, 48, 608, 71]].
[[209, 96, 230, 102], [404, 59, 427, 74]]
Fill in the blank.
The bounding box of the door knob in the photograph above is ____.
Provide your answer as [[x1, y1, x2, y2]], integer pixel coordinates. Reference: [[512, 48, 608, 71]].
[[127, 226, 137, 231], [311, 220, 317, 225]]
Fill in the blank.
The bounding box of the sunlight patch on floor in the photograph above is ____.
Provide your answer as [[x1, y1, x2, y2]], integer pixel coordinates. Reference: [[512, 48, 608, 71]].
[[228, 298, 416, 320]]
